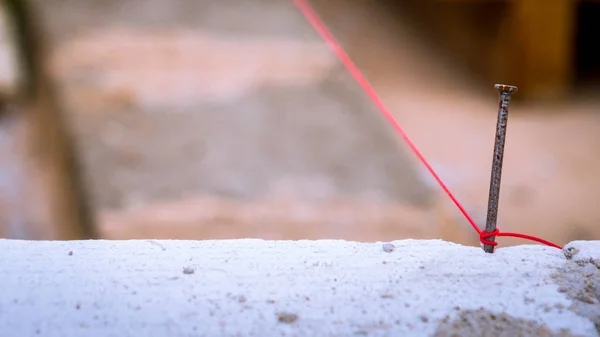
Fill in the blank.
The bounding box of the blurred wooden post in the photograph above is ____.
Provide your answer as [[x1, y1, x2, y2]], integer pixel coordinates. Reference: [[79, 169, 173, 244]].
[[494, 0, 575, 100], [0, 0, 96, 239], [431, 0, 576, 100]]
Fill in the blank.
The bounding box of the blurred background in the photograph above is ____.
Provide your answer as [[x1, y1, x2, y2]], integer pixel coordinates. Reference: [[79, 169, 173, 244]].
[[0, 0, 598, 247]]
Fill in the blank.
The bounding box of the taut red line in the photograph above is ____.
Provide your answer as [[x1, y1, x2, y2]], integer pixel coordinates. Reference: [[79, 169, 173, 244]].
[[292, 0, 562, 250]]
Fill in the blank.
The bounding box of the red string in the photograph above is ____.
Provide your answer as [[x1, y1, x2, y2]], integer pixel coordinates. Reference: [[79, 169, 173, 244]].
[[293, 0, 562, 250]]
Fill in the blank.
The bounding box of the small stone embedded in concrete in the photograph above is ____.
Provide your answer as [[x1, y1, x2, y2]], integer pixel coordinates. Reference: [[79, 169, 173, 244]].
[[382, 243, 395, 253], [277, 312, 298, 324], [564, 246, 580, 260]]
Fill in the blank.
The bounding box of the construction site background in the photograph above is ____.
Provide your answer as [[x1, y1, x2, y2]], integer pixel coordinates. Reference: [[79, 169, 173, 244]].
[[0, 0, 598, 247]]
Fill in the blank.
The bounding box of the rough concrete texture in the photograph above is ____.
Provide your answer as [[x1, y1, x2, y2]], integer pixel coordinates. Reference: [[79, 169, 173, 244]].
[[0, 239, 598, 337], [434, 308, 581, 337], [552, 241, 600, 332]]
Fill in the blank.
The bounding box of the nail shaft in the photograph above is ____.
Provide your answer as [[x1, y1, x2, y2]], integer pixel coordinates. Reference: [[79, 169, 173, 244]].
[[484, 84, 518, 253]]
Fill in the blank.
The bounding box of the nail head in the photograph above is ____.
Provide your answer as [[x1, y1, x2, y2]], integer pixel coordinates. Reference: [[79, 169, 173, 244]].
[[494, 84, 518, 93]]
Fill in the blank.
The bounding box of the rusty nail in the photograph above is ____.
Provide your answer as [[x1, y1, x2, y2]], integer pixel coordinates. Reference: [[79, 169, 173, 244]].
[[483, 84, 518, 253]]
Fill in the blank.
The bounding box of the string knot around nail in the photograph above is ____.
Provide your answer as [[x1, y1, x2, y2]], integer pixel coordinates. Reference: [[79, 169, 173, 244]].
[[480, 229, 500, 246]]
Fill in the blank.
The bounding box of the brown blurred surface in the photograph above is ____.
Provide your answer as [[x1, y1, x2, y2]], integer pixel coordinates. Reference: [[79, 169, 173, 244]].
[[1, 0, 599, 247], [0, 0, 95, 240], [391, 0, 576, 101]]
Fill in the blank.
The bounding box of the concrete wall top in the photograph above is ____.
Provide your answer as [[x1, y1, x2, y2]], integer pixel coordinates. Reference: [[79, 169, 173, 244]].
[[0, 239, 598, 336]]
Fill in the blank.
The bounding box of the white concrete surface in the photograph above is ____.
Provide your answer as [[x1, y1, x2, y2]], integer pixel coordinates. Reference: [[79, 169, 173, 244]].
[[0, 239, 598, 337]]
